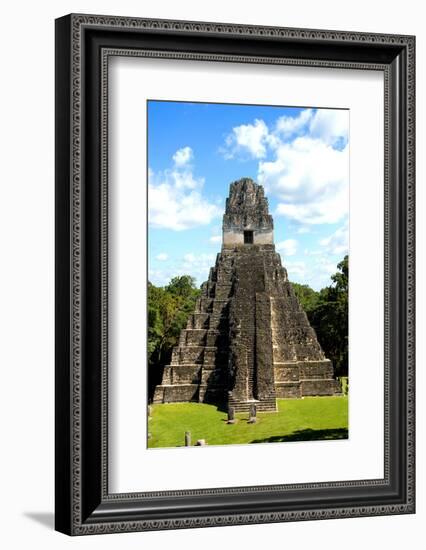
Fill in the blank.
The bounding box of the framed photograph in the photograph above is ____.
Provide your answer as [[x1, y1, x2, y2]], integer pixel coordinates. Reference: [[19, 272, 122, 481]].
[[55, 14, 415, 535]]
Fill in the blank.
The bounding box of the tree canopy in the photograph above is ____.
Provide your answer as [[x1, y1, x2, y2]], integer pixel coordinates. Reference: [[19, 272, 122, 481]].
[[147, 276, 201, 400], [293, 256, 348, 377]]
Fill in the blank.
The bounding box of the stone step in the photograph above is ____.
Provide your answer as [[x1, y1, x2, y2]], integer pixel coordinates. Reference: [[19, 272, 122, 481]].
[[189, 313, 229, 331], [197, 297, 230, 315], [212, 286, 233, 300], [230, 400, 277, 413], [180, 328, 223, 347], [171, 345, 229, 366], [189, 313, 210, 329]]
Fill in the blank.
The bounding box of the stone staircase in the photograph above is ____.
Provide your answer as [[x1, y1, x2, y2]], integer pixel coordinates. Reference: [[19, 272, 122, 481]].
[[229, 397, 278, 413], [226, 247, 278, 412]]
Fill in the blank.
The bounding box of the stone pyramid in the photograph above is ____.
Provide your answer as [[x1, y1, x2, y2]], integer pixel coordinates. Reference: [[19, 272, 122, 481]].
[[153, 178, 341, 412]]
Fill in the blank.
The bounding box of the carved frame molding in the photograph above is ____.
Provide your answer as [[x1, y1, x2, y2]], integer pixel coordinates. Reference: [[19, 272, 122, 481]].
[[55, 13, 415, 535]]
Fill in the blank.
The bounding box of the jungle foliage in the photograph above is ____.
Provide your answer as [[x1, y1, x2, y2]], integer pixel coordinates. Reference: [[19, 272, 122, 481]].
[[147, 275, 201, 399], [292, 255, 348, 377]]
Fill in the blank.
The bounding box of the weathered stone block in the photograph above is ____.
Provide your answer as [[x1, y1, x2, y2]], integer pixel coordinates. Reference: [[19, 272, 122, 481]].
[[191, 313, 210, 329], [170, 365, 201, 384], [299, 360, 334, 380], [163, 384, 199, 402], [275, 382, 302, 398], [274, 364, 300, 382], [301, 379, 342, 396]]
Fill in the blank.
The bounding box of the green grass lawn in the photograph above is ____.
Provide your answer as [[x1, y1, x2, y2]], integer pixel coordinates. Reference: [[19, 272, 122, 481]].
[[148, 396, 348, 448]]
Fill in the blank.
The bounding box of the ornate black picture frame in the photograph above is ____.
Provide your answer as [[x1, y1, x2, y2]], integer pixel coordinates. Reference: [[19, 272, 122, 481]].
[[55, 13, 415, 535]]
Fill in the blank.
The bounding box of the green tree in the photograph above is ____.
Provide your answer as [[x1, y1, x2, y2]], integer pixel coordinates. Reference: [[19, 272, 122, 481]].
[[309, 256, 349, 377], [290, 256, 348, 377], [291, 282, 319, 314], [166, 275, 198, 298], [147, 276, 201, 400]]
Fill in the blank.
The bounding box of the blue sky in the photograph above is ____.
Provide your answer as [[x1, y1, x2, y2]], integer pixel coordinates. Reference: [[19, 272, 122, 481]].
[[148, 100, 349, 291]]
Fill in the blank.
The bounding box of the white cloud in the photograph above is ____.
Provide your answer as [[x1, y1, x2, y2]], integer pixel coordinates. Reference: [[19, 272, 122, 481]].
[[304, 249, 322, 256], [297, 226, 311, 234], [221, 108, 349, 226], [320, 221, 349, 256], [275, 107, 349, 146], [285, 256, 339, 291], [285, 260, 307, 281], [222, 108, 348, 160], [317, 256, 338, 275], [260, 137, 349, 224], [276, 238, 298, 257], [149, 252, 217, 288], [209, 235, 222, 244], [183, 253, 196, 263], [182, 252, 215, 266], [172, 146, 193, 167], [309, 109, 349, 147], [149, 181, 219, 230], [148, 268, 172, 287], [222, 119, 270, 159], [149, 148, 221, 231], [179, 253, 216, 282], [283, 223, 347, 290], [155, 253, 168, 261], [172, 170, 200, 190], [275, 109, 313, 138], [314, 256, 339, 286]]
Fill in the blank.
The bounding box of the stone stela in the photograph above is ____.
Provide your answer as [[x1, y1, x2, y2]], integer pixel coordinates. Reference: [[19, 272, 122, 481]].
[[153, 178, 341, 412]]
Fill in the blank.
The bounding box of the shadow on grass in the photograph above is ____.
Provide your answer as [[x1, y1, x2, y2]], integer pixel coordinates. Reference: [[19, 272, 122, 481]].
[[203, 400, 228, 413], [250, 428, 348, 444]]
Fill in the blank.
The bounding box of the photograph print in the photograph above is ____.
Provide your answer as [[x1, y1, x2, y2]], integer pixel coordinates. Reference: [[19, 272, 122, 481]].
[[147, 100, 349, 449]]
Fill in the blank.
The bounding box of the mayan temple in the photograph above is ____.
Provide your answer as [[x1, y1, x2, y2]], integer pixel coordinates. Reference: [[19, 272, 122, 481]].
[[153, 178, 341, 412]]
